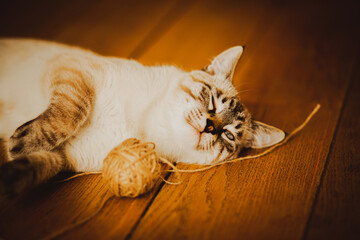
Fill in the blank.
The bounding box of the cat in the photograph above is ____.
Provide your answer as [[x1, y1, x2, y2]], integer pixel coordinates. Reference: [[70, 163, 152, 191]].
[[0, 38, 284, 196]]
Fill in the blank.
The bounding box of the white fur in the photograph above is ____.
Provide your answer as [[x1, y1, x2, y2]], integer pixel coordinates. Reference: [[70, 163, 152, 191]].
[[0, 39, 213, 171], [0, 39, 285, 171]]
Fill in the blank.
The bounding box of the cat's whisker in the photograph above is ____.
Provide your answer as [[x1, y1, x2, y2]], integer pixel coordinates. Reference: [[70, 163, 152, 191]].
[[237, 89, 252, 94], [233, 81, 250, 88]]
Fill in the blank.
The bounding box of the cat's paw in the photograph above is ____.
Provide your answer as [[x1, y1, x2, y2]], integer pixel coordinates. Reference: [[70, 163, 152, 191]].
[[9, 119, 53, 158], [0, 158, 35, 197]]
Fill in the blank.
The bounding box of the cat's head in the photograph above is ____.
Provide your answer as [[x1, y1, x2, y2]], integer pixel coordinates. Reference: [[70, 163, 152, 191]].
[[180, 46, 285, 164]]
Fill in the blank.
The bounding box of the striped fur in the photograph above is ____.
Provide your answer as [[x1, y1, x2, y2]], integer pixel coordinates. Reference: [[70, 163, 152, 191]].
[[9, 64, 96, 157]]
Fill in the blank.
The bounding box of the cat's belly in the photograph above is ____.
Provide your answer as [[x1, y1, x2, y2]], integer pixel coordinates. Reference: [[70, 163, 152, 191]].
[[64, 98, 133, 171], [65, 123, 131, 172]]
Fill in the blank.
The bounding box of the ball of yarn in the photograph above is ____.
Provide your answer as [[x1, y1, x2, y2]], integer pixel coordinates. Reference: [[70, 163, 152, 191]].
[[102, 138, 162, 198]]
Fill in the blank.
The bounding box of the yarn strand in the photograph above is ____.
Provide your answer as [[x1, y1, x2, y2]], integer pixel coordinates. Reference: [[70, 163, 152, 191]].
[[159, 157, 181, 185], [55, 171, 101, 183]]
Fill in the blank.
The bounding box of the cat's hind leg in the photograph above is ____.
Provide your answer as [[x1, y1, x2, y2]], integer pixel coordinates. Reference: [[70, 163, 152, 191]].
[[9, 65, 96, 158], [0, 150, 66, 196]]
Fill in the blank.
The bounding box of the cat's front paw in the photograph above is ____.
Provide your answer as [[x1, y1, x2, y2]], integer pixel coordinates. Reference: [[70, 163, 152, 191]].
[[0, 158, 35, 197], [9, 119, 37, 157], [9, 119, 53, 158]]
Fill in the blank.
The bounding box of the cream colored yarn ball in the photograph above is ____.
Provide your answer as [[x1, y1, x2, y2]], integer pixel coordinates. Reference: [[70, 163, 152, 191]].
[[102, 138, 162, 198]]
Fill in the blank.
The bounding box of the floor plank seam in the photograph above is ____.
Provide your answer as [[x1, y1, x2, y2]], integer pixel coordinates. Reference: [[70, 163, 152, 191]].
[[124, 170, 173, 240], [301, 51, 360, 240]]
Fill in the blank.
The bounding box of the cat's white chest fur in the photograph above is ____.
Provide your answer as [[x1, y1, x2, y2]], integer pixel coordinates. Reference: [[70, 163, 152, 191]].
[[63, 59, 198, 171]]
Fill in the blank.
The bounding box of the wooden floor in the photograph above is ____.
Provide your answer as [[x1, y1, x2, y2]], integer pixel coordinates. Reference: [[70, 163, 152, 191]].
[[1, 0, 360, 239]]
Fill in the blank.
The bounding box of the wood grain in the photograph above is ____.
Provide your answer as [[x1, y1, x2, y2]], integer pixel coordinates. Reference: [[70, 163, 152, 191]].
[[130, 1, 360, 239], [52, 0, 194, 56], [304, 63, 360, 239], [0, 0, 99, 38], [0, 0, 191, 56]]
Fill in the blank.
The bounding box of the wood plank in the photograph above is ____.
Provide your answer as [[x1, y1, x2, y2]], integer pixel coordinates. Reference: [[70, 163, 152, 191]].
[[0, 0, 194, 239], [0, 0, 99, 38], [0, 0, 190, 57], [0, 175, 166, 240], [51, 0, 194, 56], [129, 1, 360, 239], [304, 61, 360, 239]]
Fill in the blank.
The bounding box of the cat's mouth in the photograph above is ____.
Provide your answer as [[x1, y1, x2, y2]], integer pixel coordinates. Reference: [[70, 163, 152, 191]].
[[185, 120, 201, 142], [187, 121, 209, 150], [185, 113, 209, 148], [188, 122, 201, 137]]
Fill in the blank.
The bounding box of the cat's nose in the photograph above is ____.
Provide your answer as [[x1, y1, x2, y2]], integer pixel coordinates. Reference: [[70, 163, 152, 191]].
[[204, 119, 216, 134]]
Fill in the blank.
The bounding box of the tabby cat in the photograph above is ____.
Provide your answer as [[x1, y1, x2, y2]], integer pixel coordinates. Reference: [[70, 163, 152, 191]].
[[0, 39, 284, 195]]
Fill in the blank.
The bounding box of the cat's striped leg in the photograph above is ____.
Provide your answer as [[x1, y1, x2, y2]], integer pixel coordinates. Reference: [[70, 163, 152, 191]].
[[0, 150, 65, 196], [9, 67, 96, 158], [0, 138, 9, 164]]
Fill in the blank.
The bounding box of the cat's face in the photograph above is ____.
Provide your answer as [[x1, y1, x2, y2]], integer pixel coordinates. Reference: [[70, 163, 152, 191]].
[[180, 46, 284, 164]]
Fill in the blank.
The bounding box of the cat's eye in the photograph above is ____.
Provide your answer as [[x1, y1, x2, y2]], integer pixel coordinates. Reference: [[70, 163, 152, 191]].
[[223, 130, 234, 141]]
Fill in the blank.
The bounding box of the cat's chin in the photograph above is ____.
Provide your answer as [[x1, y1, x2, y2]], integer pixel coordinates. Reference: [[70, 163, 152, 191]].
[[177, 148, 219, 165]]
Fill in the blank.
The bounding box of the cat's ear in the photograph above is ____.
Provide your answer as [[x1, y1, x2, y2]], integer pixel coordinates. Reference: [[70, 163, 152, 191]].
[[203, 46, 244, 81], [251, 121, 285, 149]]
